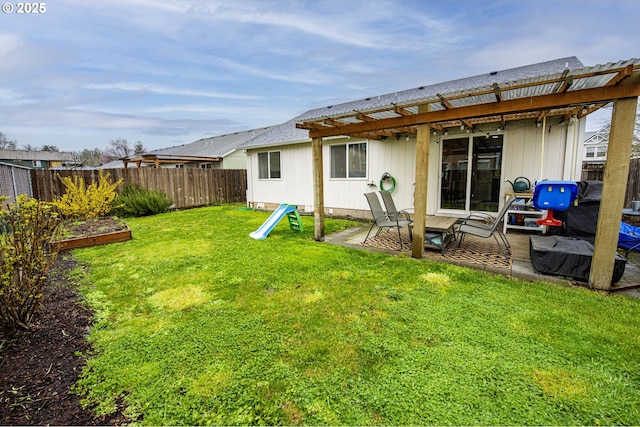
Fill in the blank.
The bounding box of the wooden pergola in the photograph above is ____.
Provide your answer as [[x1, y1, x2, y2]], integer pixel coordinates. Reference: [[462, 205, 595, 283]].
[[122, 154, 223, 169], [297, 60, 640, 291]]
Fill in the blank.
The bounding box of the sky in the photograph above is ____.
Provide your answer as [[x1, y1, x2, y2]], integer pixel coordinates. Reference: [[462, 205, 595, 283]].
[[0, 0, 638, 153]]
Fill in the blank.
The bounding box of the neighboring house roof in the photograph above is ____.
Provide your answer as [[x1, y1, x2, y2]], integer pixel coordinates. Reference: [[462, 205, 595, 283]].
[[239, 117, 310, 150], [133, 127, 273, 165], [49, 165, 96, 170], [584, 131, 596, 142], [585, 124, 611, 145], [241, 56, 586, 149], [98, 160, 126, 169], [0, 149, 75, 162]]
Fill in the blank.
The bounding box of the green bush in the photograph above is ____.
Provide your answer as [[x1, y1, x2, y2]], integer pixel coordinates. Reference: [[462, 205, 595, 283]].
[[0, 195, 61, 332], [111, 183, 172, 217]]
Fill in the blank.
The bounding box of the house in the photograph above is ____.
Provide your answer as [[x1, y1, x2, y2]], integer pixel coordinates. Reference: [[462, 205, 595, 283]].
[[583, 116, 639, 167], [583, 127, 609, 166], [123, 127, 271, 169], [241, 56, 640, 290], [242, 57, 589, 220], [0, 149, 76, 169]]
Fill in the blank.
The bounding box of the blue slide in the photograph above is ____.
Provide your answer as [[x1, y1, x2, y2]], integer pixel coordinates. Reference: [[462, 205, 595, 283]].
[[250, 204, 298, 240]]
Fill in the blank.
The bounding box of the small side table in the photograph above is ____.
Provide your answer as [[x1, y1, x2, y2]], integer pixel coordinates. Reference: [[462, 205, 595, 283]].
[[410, 216, 458, 256]]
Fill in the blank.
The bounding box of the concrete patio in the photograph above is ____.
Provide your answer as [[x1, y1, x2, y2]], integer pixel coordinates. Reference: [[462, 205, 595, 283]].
[[324, 224, 640, 297]]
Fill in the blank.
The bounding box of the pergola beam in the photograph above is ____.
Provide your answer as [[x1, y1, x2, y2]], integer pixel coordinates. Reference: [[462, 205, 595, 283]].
[[438, 93, 474, 131], [412, 104, 431, 258], [590, 96, 638, 289], [492, 83, 502, 102], [297, 65, 637, 131], [312, 137, 325, 242], [306, 83, 640, 138]]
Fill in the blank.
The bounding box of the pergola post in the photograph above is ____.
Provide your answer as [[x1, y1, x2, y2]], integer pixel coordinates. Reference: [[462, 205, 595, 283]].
[[312, 136, 325, 241], [412, 104, 431, 259], [589, 96, 638, 290]]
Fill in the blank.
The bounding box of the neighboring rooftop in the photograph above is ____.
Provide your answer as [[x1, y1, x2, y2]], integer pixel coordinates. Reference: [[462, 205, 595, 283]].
[[0, 149, 75, 162], [149, 127, 272, 158]]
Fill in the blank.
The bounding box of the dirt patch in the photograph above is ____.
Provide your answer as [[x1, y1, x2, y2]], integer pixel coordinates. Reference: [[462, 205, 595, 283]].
[[0, 253, 127, 426], [61, 217, 129, 239]]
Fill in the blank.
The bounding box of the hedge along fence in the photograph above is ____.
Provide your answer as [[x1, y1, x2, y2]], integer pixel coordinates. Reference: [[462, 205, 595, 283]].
[[31, 168, 247, 210]]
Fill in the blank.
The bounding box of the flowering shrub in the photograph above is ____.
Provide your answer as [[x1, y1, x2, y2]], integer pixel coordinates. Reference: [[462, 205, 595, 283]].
[[0, 195, 61, 331], [53, 171, 123, 220]]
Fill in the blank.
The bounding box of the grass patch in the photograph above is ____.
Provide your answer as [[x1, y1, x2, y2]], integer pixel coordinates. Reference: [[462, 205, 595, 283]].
[[73, 204, 640, 425]]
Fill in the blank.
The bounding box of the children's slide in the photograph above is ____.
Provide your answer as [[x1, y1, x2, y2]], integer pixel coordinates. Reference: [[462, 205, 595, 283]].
[[250, 204, 299, 240]]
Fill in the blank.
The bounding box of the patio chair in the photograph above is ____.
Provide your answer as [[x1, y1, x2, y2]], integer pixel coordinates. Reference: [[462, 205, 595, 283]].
[[379, 190, 412, 223], [363, 192, 412, 250], [456, 195, 516, 256]]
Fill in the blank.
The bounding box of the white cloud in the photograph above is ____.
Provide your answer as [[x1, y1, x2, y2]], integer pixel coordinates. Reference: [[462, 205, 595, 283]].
[[84, 82, 262, 100], [0, 32, 62, 78], [0, 88, 34, 105]]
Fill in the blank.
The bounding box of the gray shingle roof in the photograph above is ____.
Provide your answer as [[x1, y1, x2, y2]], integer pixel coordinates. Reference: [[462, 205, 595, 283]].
[[150, 127, 272, 158], [238, 116, 310, 150], [241, 56, 584, 149], [0, 149, 75, 162]]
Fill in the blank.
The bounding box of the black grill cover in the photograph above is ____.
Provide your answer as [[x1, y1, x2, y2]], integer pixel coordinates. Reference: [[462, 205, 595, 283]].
[[546, 180, 603, 240], [530, 235, 626, 283]]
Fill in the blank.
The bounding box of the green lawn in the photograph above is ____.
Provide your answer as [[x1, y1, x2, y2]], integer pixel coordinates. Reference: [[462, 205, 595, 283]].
[[73, 205, 640, 425]]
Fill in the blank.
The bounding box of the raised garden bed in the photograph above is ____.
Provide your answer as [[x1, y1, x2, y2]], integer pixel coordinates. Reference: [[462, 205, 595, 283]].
[[54, 217, 132, 251]]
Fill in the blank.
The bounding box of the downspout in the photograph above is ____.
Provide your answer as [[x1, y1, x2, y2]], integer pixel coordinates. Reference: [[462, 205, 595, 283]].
[[570, 116, 580, 179], [245, 150, 252, 208], [539, 116, 547, 180]]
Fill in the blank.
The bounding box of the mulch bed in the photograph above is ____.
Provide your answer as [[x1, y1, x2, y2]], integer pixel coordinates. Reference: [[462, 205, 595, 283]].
[[0, 252, 128, 426]]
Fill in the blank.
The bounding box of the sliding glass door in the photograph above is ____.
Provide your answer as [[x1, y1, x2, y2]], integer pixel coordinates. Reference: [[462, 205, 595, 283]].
[[440, 134, 503, 212]]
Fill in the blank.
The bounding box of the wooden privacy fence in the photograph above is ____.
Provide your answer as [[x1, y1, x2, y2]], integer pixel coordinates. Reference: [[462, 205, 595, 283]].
[[31, 168, 247, 210], [581, 158, 640, 207]]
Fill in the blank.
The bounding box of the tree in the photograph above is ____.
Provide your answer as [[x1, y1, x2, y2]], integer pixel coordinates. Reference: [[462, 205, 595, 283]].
[[0, 132, 17, 150], [73, 148, 103, 167], [40, 145, 59, 152], [133, 140, 146, 156], [104, 138, 132, 162]]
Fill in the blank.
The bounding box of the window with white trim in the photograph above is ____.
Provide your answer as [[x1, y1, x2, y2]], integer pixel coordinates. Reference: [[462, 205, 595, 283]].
[[258, 151, 281, 179], [330, 142, 367, 178], [586, 147, 595, 158], [596, 146, 607, 157]]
